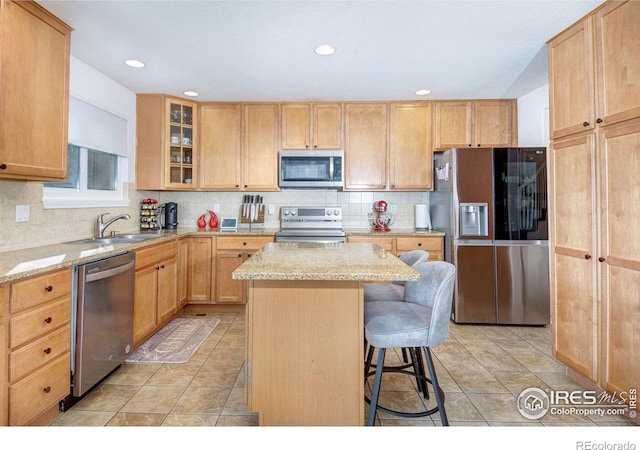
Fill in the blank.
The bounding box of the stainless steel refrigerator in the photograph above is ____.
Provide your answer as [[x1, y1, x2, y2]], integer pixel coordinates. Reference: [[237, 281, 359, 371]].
[[430, 147, 550, 325]]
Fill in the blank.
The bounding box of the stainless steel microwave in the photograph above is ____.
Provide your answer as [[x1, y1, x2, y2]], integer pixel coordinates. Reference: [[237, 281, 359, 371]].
[[279, 150, 344, 189]]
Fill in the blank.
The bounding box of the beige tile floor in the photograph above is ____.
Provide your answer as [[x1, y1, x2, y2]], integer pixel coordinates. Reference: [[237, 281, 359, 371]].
[[49, 312, 637, 427]]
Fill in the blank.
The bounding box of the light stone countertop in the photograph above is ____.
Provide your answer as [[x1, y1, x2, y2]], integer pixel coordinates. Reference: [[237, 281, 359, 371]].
[[0, 226, 441, 284], [0, 227, 280, 284], [232, 242, 420, 282]]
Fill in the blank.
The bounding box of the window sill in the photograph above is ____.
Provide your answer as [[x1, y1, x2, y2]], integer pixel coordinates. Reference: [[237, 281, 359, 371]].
[[42, 198, 130, 209]]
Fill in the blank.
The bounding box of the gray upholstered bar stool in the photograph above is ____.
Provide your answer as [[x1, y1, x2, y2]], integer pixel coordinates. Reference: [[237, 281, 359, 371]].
[[363, 250, 430, 303], [364, 249, 430, 366], [364, 261, 456, 426]]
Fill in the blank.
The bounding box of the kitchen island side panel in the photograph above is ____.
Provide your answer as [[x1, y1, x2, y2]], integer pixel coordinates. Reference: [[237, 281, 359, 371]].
[[246, 279, 364, 426]]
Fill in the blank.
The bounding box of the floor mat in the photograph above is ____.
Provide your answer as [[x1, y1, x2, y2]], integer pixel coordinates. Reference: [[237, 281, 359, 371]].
[[125, 317, 220, 364]]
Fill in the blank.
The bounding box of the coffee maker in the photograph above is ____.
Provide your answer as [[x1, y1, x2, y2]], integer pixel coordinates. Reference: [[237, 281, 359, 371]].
[[163, 202, 179, 229]]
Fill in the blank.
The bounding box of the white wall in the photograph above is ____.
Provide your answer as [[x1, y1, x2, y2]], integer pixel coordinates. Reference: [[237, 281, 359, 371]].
[[517, 84, 550, 148]]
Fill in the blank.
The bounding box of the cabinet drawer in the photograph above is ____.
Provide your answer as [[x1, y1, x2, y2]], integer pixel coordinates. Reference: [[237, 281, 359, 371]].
[[216, 236, 273, 251], [10, 269, 71, 314], [9, 353, 71, 426], [347, 236, 394, 251], [10, 324, 71, 383], [396, 237, 443, 252], [135, 241, 178, 269], [10, 297, 71, 348]]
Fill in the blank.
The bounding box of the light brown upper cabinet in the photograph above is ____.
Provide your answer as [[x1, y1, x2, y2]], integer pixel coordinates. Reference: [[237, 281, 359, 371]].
[[281, 103, 342, 150], [549, 1, 640, 139], [389, 103, 433, 190], [344, 103, 388, 190], [0, 1, 71, 181], [199, 103, 242, 190], [243, 103, 280, 191], [434, 100, 516, 151], [196, 102, 279, 191], [136, 94, 198, 190]]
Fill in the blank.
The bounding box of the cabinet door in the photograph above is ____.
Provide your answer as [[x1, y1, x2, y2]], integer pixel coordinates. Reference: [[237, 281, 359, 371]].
[[187, 237, 213, 303], [599, 120, 640, 395], [215, 251, 245, 304], [344, 103, 388, 190], [595, 1, 640, 126], [0, 1, 71, 180], [199, 103, 242, 189], [313, 103, 342, 149], [166, 98, 196, 188], [243, 103, 280, 190], [0, 285, 6, 426], [177, 238, 188, 308], [434, 101, 472, 150], [473, 100, 516, 148], [156, 257, 178, 324], [549, 134, 598, 381], [133, 265, 158, 344], [548, 17, 596, 139], [281, 104, 310, 150], [389, 103, 433, 190]]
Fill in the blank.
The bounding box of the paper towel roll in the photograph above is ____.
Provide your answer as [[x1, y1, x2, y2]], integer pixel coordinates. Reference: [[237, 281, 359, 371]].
[[415, 204, 431, 231]]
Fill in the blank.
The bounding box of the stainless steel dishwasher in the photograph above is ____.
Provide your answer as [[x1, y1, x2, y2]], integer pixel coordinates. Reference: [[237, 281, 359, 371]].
[[72, 252, 135, 398]]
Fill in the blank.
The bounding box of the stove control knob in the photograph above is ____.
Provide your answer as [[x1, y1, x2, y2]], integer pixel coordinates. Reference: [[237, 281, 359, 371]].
[[333, 209, 340, 216], [327, 210, 333, 216], [291, 210, 297, 215], [283, 210, 290, 216]]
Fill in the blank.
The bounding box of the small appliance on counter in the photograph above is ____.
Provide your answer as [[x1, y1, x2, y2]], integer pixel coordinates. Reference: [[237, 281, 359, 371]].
[[368, 200, 395, 232], [139, 198, 160, 230], [415, 204, 432, 231], [163, 202, 179, 229]]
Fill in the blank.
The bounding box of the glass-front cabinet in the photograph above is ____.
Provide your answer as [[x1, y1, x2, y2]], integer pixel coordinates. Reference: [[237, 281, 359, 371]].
[[167, 100, 195, 187]]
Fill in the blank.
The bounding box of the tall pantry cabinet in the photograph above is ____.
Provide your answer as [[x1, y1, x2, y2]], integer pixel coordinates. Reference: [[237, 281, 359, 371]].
[[548, 0, 640, 401]]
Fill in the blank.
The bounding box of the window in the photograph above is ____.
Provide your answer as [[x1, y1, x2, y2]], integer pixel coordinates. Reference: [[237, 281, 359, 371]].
[[43, 97, 130, 208]]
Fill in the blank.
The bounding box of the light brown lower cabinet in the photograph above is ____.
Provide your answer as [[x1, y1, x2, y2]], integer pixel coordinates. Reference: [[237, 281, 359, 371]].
[[215, 236, 274, 304], [133, 241, 178, 346], [6, 269, 72, 425], [0, 286, 6, 426], [186, 236, 214, 303], [346, 235, 444, 261]]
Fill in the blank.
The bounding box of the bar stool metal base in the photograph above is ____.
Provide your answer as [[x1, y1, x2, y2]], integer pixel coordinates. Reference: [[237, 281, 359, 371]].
[[365, 346, 448, 426]]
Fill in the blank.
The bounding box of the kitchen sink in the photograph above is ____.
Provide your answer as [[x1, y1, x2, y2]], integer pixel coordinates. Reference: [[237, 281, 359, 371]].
[[71, 234, 164, 245]]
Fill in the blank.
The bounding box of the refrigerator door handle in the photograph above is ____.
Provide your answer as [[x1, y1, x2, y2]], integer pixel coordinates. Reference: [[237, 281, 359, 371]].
[[494, 240, 548, 246], [456, 239, 494, 246]]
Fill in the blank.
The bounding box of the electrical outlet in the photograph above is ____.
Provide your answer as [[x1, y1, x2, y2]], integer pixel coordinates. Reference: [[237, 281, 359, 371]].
[[389, 204, 397, 214], [213, 203, 220, 213], [16, 205, 29, 222], [268, 204, 275, 215]]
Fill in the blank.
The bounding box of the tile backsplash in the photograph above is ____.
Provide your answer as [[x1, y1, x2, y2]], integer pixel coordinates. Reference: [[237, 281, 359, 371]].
[[0, 181, 429, 252]]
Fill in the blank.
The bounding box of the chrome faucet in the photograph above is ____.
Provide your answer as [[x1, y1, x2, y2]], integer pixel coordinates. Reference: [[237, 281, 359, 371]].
[[95, 213, 131, 238]]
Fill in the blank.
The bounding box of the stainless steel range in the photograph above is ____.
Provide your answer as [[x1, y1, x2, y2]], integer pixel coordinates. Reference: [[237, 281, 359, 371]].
[[275, 206, 346, 243]]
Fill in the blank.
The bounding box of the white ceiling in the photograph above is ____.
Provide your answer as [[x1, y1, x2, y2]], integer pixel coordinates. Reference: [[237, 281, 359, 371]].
[[37, 0, 602, 102]]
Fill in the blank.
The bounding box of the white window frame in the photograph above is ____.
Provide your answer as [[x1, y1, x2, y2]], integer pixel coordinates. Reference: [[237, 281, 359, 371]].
[[43, 147, 129, 209], [42, 96, 130, 209]]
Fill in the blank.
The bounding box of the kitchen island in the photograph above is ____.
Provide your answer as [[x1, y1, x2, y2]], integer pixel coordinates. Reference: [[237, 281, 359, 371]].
[[232, 242, 419, 426]]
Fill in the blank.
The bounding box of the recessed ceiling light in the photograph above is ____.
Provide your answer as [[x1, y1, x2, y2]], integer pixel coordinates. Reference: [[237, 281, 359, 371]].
[[183, 91, 199, 97], [416, 89, 432, 96], [315, 44, 336, 56], [125, 59, 145, 68]]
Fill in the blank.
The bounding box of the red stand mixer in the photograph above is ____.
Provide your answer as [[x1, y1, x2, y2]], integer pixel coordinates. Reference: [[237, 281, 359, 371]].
[[368, 200, 395, 232]]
